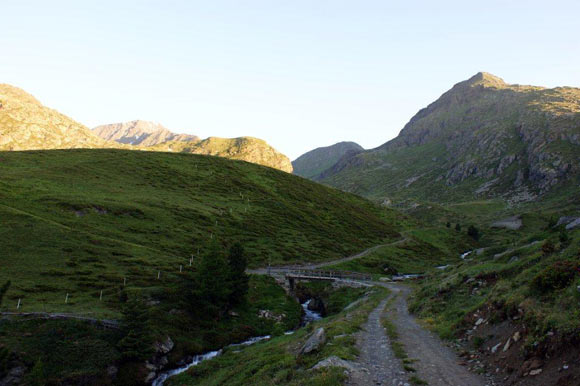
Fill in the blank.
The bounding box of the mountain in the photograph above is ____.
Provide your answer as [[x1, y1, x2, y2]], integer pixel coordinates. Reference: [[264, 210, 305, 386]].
[[318, 72, 580, 205], [92, 120, 199, 146], [149, 136, 293, 173], [0, 84, 292, 172], [292, 141, 363, 179], [0, 84, 109, 150], [93, 120, 293, 172]]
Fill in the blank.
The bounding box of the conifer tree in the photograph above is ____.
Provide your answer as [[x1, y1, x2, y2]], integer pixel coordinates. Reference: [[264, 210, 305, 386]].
[[227, 243, 249, 307], [117, 298, 152, 361]]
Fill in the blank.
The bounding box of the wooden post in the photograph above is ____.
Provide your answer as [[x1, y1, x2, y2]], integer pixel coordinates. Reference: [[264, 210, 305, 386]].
[[99, 290, 103, 301], [157, 271, 161, 280], [180, 265, 183, 273], [190, 255, 193, 266], [123, 277, 126, 286], [65, 293, 69, 304], [16, 298, 21, 310]]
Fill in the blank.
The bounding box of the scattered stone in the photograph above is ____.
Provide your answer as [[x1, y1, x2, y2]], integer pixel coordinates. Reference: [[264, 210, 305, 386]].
[[311, 355, 357, 372], [502, 338, 511, 352], [512, 331, 521, 342], [228, 310, 239, 317], [475, 318, 485, 326], [491, 342, 502, 353], [563, 364, 569, 370], [529, 369, 543, 376], [107, 365, 118, 377], [300, 327, 326, 355]]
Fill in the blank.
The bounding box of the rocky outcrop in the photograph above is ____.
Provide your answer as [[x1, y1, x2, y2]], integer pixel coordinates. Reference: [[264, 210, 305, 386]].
[[0, 84, 111, 150], [490, 216, 523, 230]]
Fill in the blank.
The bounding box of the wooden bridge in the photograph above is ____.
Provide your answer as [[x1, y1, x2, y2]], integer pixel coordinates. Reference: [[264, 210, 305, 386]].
[[277, 269, 373, 290]]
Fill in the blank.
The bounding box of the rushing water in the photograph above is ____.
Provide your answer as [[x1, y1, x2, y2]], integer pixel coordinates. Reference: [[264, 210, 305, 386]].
[[152, 299, 322, 385], [460, 250, 473, 259], [301, 299, 323, 326]]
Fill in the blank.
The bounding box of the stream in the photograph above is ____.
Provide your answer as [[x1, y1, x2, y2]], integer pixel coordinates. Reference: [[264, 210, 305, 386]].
[[152, 299, 322, 385]]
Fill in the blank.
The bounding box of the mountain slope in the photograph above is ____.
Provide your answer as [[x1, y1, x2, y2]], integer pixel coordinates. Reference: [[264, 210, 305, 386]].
[[292, 141, 363, 179], [0, 84, 110, 150], [92, 120, 198, 146], [319, 73, 580, 204], [0, 149, 401, 308], [150, 136, 294, 173]]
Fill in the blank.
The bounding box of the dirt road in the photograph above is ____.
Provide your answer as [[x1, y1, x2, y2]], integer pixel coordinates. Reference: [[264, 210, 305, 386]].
[[383, 284, 493, 386]]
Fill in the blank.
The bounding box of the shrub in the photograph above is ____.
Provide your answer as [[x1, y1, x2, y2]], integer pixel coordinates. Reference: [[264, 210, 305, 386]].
[[541, 240, 555, 256], [467, 225, 480, 241], [530, 260, 579, 293], [455, 224, 461, 232]]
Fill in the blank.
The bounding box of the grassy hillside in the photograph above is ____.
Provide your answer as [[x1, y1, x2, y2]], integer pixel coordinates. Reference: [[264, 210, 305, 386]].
[[0, 149, 401, 315], [292, 141, 363, 179]]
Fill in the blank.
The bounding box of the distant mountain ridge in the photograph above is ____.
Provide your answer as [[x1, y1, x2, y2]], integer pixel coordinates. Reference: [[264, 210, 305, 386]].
[[93, 120, 198, 146], [0, 84, 292, 172], [313, 72, 580, 204], [292, 141, 363, 179]]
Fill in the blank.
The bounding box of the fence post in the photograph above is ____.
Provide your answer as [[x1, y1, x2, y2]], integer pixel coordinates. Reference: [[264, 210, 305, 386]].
[[16, 298, 21, 310], [65, 293, 69, 304], [99, 290, 103, 301], [123, 277, 126, 286], [180, 265, 183, 273], [157, 271, 161, 280]]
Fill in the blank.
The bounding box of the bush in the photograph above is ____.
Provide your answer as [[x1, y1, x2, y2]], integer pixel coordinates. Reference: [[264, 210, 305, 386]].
[[541, 240, 555, 256], [455, 224, 461, 232], [467, 225, 480, 241], [530, 260, 579, 293]]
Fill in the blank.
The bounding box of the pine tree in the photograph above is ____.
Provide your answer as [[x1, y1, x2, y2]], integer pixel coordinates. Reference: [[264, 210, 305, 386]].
[[117, 298, 152, 361], [190, 240, 232, 319], [227, 243, 249, 307]]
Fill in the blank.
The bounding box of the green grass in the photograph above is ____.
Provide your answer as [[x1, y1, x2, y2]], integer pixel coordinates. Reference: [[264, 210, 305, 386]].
[[0, 149, 404, 317], [168, 287, 388, 386], [409, 230, 580, 342]]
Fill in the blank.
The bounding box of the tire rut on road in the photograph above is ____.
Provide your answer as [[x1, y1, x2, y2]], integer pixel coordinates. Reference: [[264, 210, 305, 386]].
[[385, 284, 492, 386], [348, 295, 409, 386]]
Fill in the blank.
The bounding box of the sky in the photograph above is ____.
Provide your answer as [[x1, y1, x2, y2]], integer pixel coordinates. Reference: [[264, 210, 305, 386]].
[[2, 1, 579, 160]]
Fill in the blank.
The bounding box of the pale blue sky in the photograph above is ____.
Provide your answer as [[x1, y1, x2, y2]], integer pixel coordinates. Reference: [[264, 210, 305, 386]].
[[2, 0, 579, 159]]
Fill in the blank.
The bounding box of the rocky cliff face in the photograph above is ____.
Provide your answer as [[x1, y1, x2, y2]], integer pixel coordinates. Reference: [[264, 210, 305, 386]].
[[319, 73, 580, 204], [92, 120, 198, 147], [150, 136, 293, 173], [0, 84, 110, 150], [292, 141, 363, 179]]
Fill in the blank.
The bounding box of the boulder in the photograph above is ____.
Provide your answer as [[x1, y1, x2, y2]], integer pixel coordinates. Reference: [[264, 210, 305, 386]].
[[300, 327, 326, 355], [311, 355, 357, 372], [565, 218, 580, 230], [154, 336, 174, 354], [491, 216, 522, 230]]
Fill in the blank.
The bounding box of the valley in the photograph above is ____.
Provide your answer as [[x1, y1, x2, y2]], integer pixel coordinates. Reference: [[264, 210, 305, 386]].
[[1, 72, 579, 386]]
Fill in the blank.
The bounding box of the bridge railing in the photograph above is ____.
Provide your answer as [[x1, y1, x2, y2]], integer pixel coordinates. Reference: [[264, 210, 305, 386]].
[[280, 268, 372, 282]]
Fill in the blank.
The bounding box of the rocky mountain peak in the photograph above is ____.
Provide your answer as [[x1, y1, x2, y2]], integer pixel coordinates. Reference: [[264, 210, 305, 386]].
[[464, 72, 507, 88]]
